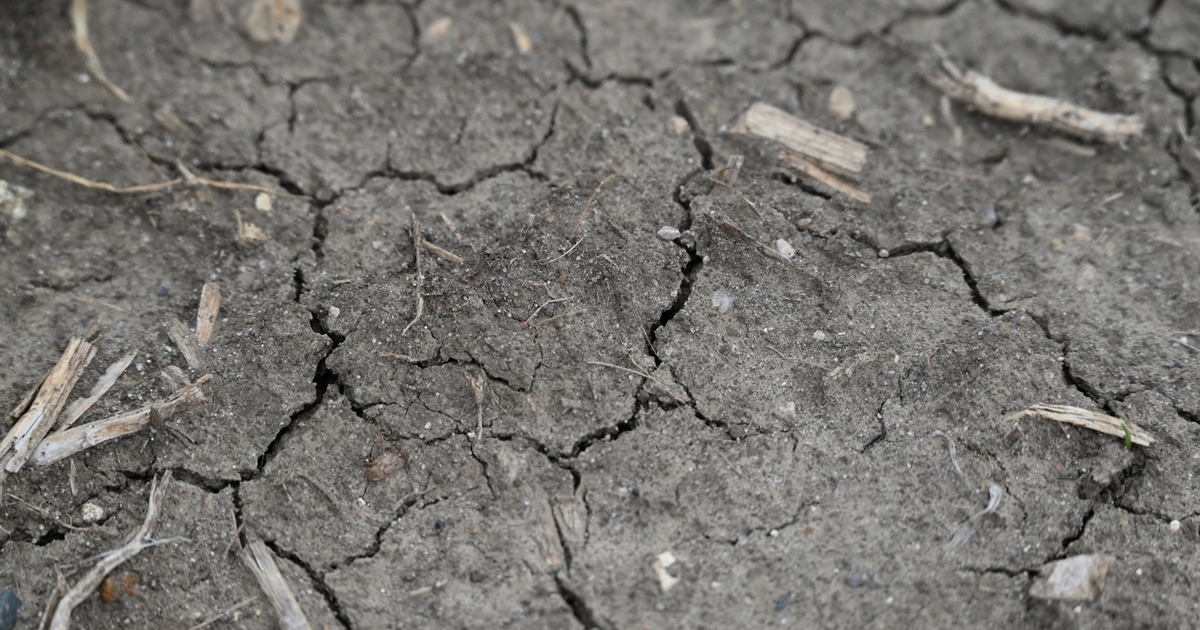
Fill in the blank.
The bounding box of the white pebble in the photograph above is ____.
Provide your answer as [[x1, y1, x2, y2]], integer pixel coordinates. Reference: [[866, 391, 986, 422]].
[[255, 193, 273, 211], [80, 502, 106, 523], [1169, 520, 1181, 533], [328, 306, 340, 318], [878, 249, 889, 258], [812, 331, 827, 341], [657, 226, 681, 240], [711, 290, 734, 314], [774, 239, 795, 259]]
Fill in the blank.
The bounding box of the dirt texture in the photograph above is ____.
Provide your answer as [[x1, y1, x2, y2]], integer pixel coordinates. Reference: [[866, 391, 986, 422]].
[[1, 0, 1199, 628]]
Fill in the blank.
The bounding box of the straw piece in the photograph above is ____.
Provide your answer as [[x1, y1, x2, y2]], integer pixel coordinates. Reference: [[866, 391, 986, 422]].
[[72, 0, 132, 103], [729, 102, 868, 179], [55, 351, 136, 432], [0, 338, 94, 476], [241, 538, 312, 630], [196, 283, 221, 345], [1004, 403, 1155, 446], [33, 375, 213, 466], [169, 317, 203, 369], [47, 472, 173, 630]]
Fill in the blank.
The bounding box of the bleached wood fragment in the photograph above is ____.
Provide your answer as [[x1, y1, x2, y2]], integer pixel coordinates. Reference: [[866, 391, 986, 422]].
[[33, 374, 213, 466], [0, 338, 94, 475], [729, 102, 868, 179], [924, 49, 1143, 144], [169, 317, 203, 369], [196, 283, 222, 345], [1004, 403, 1154, 446], [47, 472, 173, 630], [241, 538, 312, 630], [777, 151, 871, 203], [56, 351, 136, 432]]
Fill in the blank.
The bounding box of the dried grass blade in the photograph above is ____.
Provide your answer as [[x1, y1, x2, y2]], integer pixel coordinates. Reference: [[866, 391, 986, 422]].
[[1004, 403, 1154, 446]]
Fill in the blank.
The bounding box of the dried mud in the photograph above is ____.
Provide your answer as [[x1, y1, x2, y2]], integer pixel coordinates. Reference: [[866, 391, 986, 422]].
[[1, 0, 1199, 628]]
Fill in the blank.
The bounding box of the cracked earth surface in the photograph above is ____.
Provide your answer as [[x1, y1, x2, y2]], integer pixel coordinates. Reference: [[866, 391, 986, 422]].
[[2, 0, 1200, 628]]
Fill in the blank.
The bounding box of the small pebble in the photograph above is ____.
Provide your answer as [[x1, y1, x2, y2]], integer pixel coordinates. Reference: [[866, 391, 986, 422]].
[[774, 239, 795, 259], [156, 282, 170, 297], [657, 226, 681, 240], [878, 249, 889, 258], [812, 331, 827, 341], [0, 590, 19, 630], [80, 502, 105, 523], [255, 193, 273, 211], [328, 306, 341, 319], [1169, 520, 1180, 533], [828, 86, 856, 122], [711, 290, 734, 314]]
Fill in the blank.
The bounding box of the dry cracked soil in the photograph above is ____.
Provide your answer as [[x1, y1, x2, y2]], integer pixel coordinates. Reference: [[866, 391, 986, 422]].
[[2, 0, 1200, 628]]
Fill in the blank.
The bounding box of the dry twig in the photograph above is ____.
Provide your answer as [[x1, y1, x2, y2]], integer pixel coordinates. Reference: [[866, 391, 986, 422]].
[[922, 45, 1143, 144], [47, 472, 174, 630], [55, 351, 136, 432], [0, 338, 94, 478]]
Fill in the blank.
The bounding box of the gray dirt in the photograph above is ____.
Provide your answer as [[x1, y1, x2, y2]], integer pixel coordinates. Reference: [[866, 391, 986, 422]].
[[1, 0, 1199, 628]]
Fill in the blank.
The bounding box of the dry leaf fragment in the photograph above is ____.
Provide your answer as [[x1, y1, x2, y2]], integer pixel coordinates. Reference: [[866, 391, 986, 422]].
[[241, 0, 302, 44], [1004, 403, 1154, 446], [364, 452, 400, 482]]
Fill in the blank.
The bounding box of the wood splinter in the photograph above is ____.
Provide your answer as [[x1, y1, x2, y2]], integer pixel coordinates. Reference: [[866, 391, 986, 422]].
[[729, 102, 871, 203], [923, 44, 1144, 144], [46, 472, 174, 630]]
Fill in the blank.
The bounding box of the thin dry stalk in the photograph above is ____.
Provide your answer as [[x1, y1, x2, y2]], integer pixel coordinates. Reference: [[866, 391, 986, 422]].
[[401, 220, 425, 336], [946, 482, 1003, 549], [0, 338, 94, 476], [421, 239, 463, 263], [196, 283, 222, 345], [241, 538, 312, 630], [572, 173, 623, 235], [730, 102, 868, 179], [56, 351, 136, 432], [1005, 403, 1155, 446], [169, 317, 203, 369], [72, 0, 132, 103], [923, 45, 1143, 144], [464, 371, 485, 439], [0, 149, 297, 197], [917, 365, 986, 419], [586, 360, 687, 405], [33, 374, 213, 466], [47, 471, 173, 630]]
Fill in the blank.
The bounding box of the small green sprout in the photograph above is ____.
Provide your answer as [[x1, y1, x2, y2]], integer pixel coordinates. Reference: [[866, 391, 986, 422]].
[[1120, 422, 1133, 451]]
